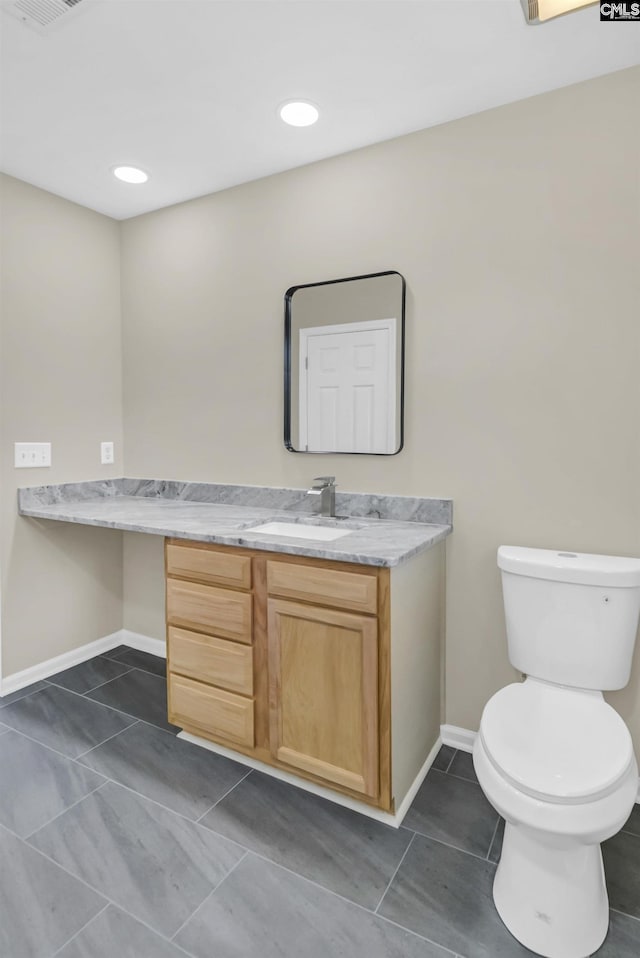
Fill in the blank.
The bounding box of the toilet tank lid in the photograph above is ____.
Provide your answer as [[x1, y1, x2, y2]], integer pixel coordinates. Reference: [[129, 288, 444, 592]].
[[498, 546, 640, 588]]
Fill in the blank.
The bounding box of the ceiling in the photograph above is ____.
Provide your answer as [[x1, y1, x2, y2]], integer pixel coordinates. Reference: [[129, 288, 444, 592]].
[[1, 1, 638, 220]]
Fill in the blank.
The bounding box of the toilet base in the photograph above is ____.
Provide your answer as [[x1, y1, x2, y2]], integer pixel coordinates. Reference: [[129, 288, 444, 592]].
[[493, 822, 609, 958]]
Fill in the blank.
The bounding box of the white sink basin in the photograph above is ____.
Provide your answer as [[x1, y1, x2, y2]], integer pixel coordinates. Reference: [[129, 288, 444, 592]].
[[246, 521, 352, 541]]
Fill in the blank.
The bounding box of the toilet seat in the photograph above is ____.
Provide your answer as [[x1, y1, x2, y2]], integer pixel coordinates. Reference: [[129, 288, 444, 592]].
[[480, 681, 634, 805]]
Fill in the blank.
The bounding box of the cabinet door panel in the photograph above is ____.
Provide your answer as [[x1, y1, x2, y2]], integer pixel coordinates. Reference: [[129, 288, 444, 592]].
[[268, 599, 378, 797], [166, 578, 252, 643]]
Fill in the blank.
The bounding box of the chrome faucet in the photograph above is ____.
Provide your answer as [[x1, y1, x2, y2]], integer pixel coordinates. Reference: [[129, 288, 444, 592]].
[[306, 476, 336, 518]]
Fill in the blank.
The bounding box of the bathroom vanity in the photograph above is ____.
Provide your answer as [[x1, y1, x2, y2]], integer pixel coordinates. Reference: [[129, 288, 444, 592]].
[[18, 478, 451, 817], [166, 537, 444, 812]]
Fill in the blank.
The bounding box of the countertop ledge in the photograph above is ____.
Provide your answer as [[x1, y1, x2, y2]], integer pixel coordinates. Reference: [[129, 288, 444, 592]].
[[18, 479, 452, 567]]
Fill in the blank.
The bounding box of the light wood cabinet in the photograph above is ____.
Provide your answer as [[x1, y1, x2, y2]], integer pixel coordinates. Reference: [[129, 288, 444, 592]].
[[268, 599, 379, 797], [165, 536, 444, 814]]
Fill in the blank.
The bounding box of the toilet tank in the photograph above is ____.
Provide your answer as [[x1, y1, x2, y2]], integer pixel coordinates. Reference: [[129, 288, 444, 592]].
[[498, 546, 640, 691]]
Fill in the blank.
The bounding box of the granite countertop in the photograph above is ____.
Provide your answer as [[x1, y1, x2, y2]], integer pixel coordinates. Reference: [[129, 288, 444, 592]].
[[18, 479, 453, 568]]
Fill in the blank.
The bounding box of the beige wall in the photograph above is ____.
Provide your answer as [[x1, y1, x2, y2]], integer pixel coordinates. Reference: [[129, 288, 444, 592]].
[[1, 68, 638, 761], [121, 67, 640, 753], [0, 175, 124, 676]]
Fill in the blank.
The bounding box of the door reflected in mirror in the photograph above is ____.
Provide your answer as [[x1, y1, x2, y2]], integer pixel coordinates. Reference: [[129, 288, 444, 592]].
[[285, 271, 405, 455]]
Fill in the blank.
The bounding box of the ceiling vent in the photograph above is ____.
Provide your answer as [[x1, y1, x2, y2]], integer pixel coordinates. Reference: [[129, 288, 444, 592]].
[[3, 0, 87, 34]]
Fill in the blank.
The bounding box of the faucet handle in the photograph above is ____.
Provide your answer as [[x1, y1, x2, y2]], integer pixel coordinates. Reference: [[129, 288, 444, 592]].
[[312, 476, 336, 489]]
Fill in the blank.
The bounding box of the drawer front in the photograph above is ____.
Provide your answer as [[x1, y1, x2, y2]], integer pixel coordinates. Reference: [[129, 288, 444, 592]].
[[266, 561, 377, 614], [169, 673, 254, 747], [166, 577, 252, 643], [169, 626, 253, 696], [166, 542, 251, 590]]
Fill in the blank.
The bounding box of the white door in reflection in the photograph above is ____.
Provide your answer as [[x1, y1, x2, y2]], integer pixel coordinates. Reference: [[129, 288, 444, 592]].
[[299, 318, 396, 453]]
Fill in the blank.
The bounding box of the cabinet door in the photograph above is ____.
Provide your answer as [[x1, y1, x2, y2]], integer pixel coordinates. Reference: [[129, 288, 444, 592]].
[[268, 599, 379, 798]]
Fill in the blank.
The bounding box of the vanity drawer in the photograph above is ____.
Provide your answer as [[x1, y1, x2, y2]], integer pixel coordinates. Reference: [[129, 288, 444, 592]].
[[266, 561, 377, 614], [168, 626, 253, 696], [169, 673, 254, 747], [166, 542, 251, 590], [166, 578, 252, 643]]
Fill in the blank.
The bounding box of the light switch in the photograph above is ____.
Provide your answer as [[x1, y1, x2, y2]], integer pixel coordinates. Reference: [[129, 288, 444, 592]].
[[15, 442, 52, 468], [101, 441, 114, 465]]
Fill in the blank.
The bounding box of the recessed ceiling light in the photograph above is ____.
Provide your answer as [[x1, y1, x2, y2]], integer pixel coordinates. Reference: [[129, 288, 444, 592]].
[[112, 165, 149, 184], [279, 101, 319, 127]]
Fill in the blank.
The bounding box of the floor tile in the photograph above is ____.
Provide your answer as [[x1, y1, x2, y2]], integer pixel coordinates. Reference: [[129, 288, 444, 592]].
[[403, 768, 498, 857], [0, 723, 8, 735], [0, 684, 135, 758], [602, 829, 640, 919], [379, 833, 536, 957], [0, 730, 105, 838], [594, 911, 640, 957], [29, 780, 245, 938], [0, 680, 49, 708], [200, 771, 411, 909], [80, 721, 248, 820], [622, 802, 640, 838], [47, 655, 133, 694], [176, 852, 451, 958], [488, 817, 505, 864], [431, 745, 455, 772], [57, 904, 186, 958], [85, 668, 177, 732], [108, 647, 167, 677], [0, 825, 105, 958], [448, 750, 478, 783]]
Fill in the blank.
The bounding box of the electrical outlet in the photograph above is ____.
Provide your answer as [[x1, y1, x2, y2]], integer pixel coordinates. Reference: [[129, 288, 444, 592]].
[[101, 441, 114, 465], [15, 442, 52, 468]]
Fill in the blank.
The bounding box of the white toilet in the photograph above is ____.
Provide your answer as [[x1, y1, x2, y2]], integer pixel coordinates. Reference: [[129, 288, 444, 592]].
[[473, 545, 640, 958]]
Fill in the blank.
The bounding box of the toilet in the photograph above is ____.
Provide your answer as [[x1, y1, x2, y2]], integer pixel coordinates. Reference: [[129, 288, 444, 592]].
[[473, 545, 640, 958]]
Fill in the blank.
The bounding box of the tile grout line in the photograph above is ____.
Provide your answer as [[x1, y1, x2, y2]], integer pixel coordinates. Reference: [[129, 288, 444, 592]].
[[446, 771, 481, 787], [610, 906, 640, 923], [48, 903, 111, 958], [444, 748, 457, 773], [373, 830, 416, 914], [23, 780, 110, 843], [195, 769, 254, 822], [404, 825, 500, 866], [107, 656, 169, 681], [16, 825, 211, 958], [73, 720, 142, 762], [3, 724, 121, 766], [169, 849, 250, 944], [0, 682, 52, 710], [374, 912, 461, 957], [485, 816, 501, 861], [47, 665, 135, 697], [244, 847, 459, 956]]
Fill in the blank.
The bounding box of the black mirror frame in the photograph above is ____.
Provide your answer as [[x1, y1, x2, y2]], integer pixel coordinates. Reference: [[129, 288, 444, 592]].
[[284, 269, 405, 455]]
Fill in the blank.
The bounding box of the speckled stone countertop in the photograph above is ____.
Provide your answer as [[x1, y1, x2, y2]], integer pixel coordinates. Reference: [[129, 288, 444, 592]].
[[18, 479, 453, 568]]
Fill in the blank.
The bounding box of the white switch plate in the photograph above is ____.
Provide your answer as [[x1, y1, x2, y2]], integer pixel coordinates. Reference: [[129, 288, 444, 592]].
[[100, 441, 114, 465], [15, 442, 52, 468]]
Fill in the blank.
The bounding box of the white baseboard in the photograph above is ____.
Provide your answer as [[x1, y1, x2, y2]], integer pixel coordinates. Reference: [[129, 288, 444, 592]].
[[180, 730, 442, 828], [0, 628, 165, 697], [393, 737, 443, 824], [120, 629, 166, 658], [440, 723, 640, 805], [440, 724, 476, 753]]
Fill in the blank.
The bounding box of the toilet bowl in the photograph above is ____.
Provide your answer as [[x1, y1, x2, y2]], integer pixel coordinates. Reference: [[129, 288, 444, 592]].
[[474, 680, 638, 958], [474, 546, 640, 958]]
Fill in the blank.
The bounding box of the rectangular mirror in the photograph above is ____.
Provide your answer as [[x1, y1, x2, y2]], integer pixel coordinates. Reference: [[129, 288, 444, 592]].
[[285, 270, 405, 455]]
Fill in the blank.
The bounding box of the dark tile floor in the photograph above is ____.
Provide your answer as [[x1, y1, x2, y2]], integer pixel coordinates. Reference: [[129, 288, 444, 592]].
[[0, 647, 638, 958]]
